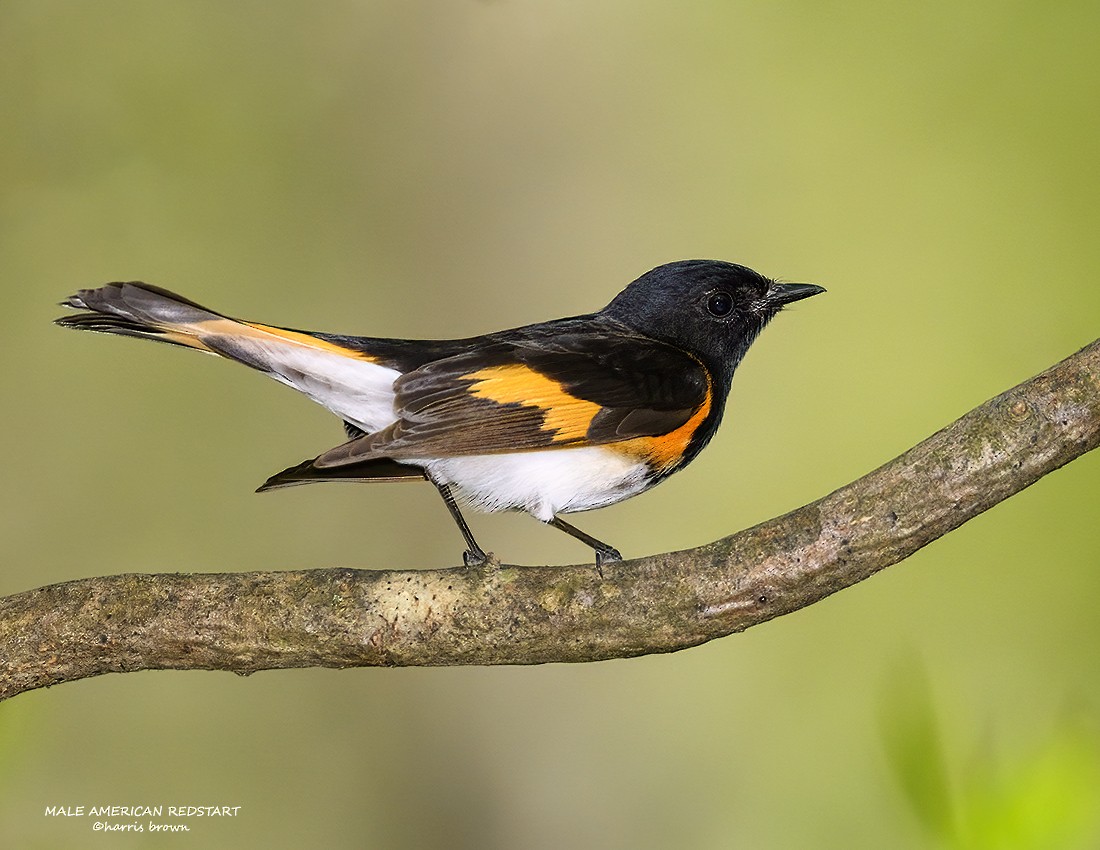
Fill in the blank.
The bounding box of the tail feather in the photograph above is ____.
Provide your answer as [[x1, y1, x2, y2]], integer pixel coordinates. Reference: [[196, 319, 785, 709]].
[[257, 456, 425, 491], [56, 282, 225, 352], [61, 282, 220, 322], [56, 281, 403, 435]]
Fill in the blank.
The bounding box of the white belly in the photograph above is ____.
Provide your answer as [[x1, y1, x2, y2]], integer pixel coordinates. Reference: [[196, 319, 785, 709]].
[[420, 447, 651, 522]]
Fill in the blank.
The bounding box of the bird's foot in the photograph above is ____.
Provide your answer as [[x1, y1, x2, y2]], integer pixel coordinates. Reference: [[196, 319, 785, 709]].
[[462, 546, 490, 567], [463, 547, 502, 570], [593, 546, 622, 578]]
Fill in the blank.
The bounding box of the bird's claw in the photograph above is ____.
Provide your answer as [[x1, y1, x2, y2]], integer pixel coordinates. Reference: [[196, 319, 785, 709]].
[[463, 548, 490, 567]]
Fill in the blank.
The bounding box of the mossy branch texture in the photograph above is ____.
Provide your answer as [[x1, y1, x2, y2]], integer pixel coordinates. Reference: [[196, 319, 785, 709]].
[[2, 340, 1098, 701]]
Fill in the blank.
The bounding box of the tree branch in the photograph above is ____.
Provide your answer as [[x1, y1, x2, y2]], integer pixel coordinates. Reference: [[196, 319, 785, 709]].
[[3, 340, 1098, 701]]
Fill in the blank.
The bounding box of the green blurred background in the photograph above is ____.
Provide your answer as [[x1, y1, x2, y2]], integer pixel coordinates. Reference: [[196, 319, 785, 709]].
[[1, 1, 1098, 847]]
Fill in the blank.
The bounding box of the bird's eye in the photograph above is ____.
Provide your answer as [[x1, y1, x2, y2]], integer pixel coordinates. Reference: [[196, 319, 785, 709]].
[[707, 291, 734, 317]]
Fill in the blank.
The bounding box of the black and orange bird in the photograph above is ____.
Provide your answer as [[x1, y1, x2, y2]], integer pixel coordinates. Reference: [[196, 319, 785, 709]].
[[57, 260, 824, 566]]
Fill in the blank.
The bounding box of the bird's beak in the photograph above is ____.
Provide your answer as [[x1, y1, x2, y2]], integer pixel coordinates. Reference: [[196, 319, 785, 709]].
[[764, 282, 826, 307]]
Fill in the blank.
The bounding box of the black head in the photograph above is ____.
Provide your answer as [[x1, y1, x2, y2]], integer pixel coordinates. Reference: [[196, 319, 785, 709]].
[[602, 259, 824, 382]]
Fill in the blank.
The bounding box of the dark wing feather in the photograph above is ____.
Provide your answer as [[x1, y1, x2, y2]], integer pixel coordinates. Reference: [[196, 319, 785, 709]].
[[315, 325, 709, 467], [257, 456, 426, 491]]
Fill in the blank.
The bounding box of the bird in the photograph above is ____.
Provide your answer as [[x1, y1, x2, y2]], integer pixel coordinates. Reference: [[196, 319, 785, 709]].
[[56, 260, 824, 567]]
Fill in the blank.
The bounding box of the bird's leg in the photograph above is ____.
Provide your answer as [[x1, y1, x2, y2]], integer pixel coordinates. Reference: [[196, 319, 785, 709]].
[[548, 516, 622, 570], [432, 481, 489, 566]]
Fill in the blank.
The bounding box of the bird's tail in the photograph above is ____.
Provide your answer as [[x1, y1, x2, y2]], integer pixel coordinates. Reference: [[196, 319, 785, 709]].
[[257, 455, 426, 491], [56, 282, 401, 433], [56, 283, 231, 353]]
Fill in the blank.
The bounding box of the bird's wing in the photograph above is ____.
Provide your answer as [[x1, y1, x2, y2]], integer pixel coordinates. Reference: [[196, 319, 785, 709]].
[[313, 327, 712, 467]]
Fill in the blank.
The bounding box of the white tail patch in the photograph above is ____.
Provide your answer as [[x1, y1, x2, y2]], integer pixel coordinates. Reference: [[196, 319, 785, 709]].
[[192, 320, 402, 434]]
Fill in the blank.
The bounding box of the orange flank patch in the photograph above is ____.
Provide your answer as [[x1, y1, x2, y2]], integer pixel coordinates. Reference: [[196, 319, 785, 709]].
[[465, 365, 601, 442], [616, 380, 712, 472]]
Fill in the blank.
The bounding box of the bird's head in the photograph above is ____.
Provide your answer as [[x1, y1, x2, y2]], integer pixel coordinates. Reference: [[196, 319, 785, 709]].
[[602, 259, 824, 377]]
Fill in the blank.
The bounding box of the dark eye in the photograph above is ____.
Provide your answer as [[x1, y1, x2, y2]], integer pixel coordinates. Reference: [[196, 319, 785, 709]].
[[707, 291, 734, 317]]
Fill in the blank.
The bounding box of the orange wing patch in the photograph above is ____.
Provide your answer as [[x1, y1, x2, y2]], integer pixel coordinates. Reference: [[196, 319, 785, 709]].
[[465, 365, 601, 442]]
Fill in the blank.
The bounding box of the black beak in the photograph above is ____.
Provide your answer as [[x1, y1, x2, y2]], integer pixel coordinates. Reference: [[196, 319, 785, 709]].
[[764, 282, 826, 307]]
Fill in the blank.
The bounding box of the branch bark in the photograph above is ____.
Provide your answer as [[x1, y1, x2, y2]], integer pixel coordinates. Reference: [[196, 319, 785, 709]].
[[3, 340, 1098, 701]]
